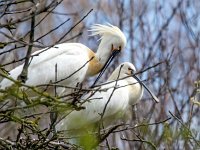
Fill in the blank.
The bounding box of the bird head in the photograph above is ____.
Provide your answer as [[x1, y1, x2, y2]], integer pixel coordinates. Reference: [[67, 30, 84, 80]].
[[108, 62, 159, 103], [108, 62, 136, 80], [90, 23, 126, 53], [90, 24, 126, 87]]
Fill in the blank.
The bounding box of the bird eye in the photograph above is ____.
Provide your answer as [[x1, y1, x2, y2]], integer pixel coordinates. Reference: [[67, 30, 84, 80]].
[[128, 67, 134, 74], [118, 46, 122, 50], [111, 44, 114, 50], [128, 67, 132, 71]]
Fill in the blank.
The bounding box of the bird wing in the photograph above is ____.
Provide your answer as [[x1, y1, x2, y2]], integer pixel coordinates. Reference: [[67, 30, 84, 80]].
[[83, 81, 129, 122], [57, 80, 130, 130], [30, 43, 88, 67], [0, 43, 90, 94]]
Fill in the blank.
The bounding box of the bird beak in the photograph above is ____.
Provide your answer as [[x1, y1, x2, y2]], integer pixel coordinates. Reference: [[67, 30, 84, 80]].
[[132, 74, 159, 103], [91, 49, 121, 88]]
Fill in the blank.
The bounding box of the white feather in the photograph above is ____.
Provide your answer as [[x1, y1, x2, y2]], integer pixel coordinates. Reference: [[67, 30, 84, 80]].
[[0, 43, 90, 96], [0, 24, 127, 97], [56, 62, 143, 131]]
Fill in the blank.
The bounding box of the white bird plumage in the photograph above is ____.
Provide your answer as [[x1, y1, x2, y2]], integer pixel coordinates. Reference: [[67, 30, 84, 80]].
[[0, 24, 126, 96], [56, 62, 144, 131]]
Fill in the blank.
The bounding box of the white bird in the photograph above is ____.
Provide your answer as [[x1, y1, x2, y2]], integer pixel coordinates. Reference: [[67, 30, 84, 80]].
[[56, 62, 159, 132], [0, 24, 126, 97]]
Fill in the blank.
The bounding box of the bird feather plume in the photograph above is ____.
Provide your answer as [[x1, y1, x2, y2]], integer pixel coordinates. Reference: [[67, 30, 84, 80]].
[[89, 23, 126, 41]]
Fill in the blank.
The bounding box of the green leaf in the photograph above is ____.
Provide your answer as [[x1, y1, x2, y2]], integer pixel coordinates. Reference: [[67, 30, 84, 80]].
[[0, 42, 7, 49], [79, 133, 98, 150], [191, 99, 200, 107], [5, 24, 16, 30], [180, 126, 192, 140], [163, 122, 173, 143]]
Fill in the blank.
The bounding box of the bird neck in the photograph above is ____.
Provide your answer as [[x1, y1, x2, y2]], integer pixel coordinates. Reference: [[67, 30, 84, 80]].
[[86, 37, 112, 77], [86, 49, 102, 76], [96, 37, 112, 65], [128, 78, 143, 105]]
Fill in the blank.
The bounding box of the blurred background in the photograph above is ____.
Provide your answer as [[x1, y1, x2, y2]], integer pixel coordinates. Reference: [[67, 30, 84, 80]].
[[0, 0, 200, 149]]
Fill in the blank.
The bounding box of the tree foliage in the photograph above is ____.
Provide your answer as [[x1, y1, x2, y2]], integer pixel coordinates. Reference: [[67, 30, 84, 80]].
[[0, 0, 200, 149]]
